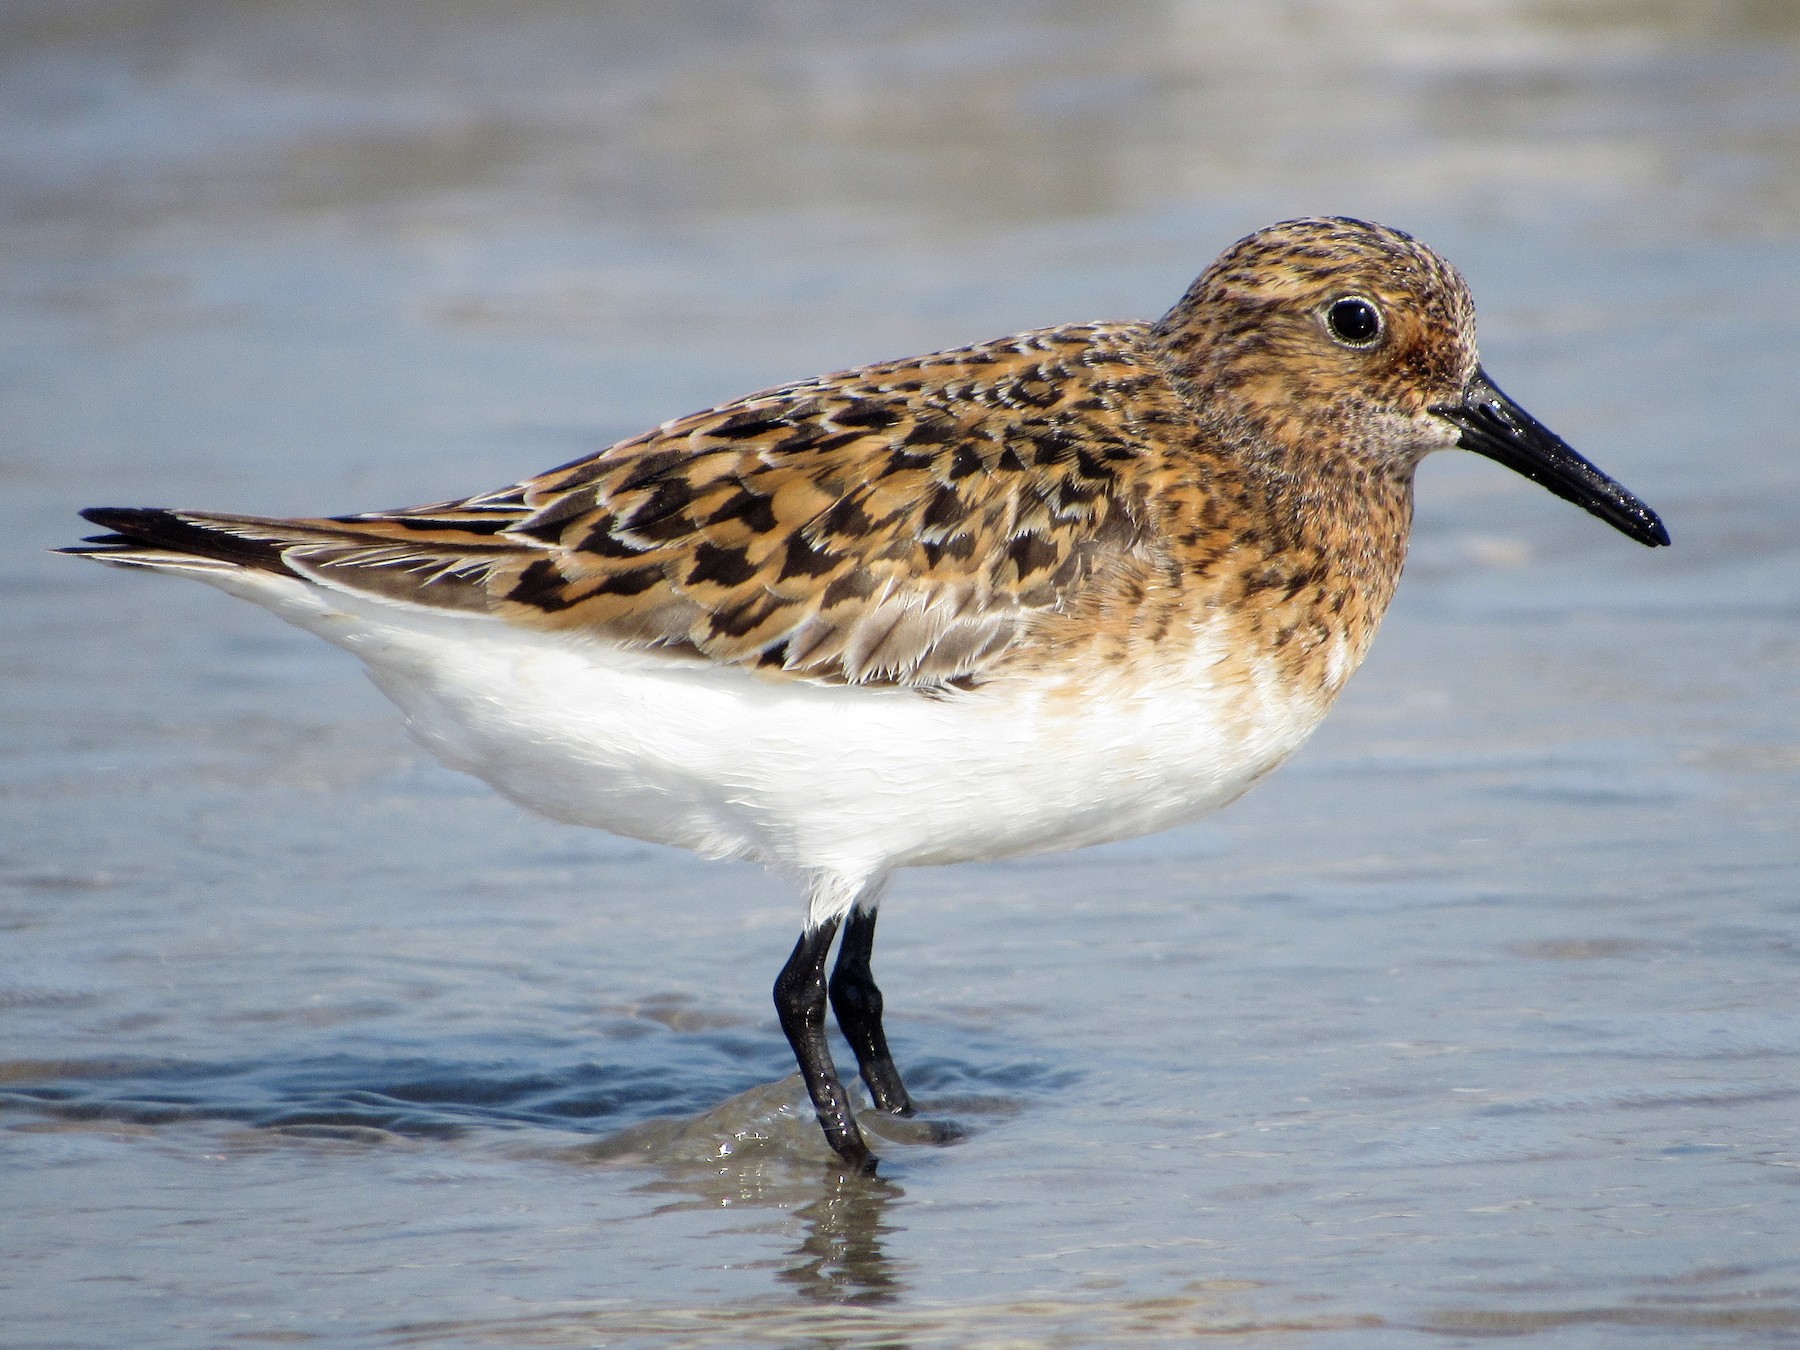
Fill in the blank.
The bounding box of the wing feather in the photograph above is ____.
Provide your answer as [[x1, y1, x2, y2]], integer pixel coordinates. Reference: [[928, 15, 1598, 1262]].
[[76, 324, 1185, 689]]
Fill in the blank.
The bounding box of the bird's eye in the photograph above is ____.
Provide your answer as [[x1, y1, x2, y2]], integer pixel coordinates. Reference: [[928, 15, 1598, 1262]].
[[1325, 296, 1383, 347]]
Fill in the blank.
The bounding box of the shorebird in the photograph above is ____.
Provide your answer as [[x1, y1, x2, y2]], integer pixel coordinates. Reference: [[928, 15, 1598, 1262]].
[[66, 218, 1668, 1174]]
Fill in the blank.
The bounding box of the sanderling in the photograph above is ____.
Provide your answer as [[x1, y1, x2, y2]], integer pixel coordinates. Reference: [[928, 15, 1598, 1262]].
[[66, 218, 1668, 1173]]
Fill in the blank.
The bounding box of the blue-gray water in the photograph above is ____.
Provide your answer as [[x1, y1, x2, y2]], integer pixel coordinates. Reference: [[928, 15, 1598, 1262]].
[[4, 3, 1799, 1345]]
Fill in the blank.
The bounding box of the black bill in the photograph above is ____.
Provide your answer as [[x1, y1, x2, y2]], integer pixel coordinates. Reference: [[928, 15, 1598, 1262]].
[[1433, 367, 1669, 547]]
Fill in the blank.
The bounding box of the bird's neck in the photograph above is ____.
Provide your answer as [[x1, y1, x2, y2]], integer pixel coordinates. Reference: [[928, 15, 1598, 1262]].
[[1134, 353, 1418, 700]]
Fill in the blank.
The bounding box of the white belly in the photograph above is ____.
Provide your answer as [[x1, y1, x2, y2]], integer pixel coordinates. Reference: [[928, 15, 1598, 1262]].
[[201, 569, 1332, 899]]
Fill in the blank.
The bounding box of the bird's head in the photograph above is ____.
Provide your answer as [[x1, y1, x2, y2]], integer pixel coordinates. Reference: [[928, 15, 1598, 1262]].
[[1154, 216, 1668, 547]]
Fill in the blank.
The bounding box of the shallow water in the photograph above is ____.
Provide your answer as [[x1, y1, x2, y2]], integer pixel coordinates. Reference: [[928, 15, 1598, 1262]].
[[4, 2, 1800, 1345]]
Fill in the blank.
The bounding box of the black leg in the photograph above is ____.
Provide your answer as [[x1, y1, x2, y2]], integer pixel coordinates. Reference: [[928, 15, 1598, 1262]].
[[775, 918, 876, 1175], [829, 907, 915, 1117]]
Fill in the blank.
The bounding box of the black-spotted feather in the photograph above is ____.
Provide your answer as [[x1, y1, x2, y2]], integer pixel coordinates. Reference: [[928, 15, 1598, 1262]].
[[76, 325, 1180, 688]]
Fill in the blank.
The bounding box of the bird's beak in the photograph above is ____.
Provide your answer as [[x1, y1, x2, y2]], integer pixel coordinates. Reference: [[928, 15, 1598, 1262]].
[[1432, 366, 1669, 547]]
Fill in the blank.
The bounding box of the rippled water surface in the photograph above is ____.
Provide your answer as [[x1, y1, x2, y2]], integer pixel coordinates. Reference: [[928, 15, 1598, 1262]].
[[4, 2, 1800, 1345]]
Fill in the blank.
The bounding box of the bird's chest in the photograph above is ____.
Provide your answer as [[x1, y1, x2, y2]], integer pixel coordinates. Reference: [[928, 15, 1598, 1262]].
[[875, 617, 1341, 866]]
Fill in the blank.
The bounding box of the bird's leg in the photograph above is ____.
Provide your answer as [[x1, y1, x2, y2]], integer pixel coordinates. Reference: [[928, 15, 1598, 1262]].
[[828, 906, 915, 1116], [775, 917, 876, 1175]]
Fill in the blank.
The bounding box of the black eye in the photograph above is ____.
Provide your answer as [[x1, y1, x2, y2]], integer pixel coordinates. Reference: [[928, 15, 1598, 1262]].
[[1326, 296, 1383, 347]]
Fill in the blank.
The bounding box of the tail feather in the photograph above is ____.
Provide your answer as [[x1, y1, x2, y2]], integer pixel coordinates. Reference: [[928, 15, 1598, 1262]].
[[62, 506, 513, 615], [63, 507, 299, 574]]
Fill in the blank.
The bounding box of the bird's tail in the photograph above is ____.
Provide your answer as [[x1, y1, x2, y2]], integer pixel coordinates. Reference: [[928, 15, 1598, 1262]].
[[60, 506, 302, 576]]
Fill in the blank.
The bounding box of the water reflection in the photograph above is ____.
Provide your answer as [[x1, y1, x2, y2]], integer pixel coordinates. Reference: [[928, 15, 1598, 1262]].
[[587, 1080, 933, 1306], [778, 1175, 906, 1306]]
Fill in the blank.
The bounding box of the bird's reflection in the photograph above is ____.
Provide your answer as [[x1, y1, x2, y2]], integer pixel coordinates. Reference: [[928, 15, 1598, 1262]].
[[776, 1171, 904, 1305], [626, 1152, 910, 1307], [578, 1076, 921, 1305]]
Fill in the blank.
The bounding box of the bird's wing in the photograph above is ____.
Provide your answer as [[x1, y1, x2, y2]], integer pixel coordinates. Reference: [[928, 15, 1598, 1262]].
[[74, 326, 1183, 689]]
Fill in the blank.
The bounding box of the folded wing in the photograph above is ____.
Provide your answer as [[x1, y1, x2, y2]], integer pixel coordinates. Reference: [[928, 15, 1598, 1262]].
[[72, 329, 1171, 689]]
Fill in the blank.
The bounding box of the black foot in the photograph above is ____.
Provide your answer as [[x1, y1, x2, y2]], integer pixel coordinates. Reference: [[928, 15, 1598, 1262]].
[[829, 907, 916, 1117], [775, 919, 879, 1173]]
